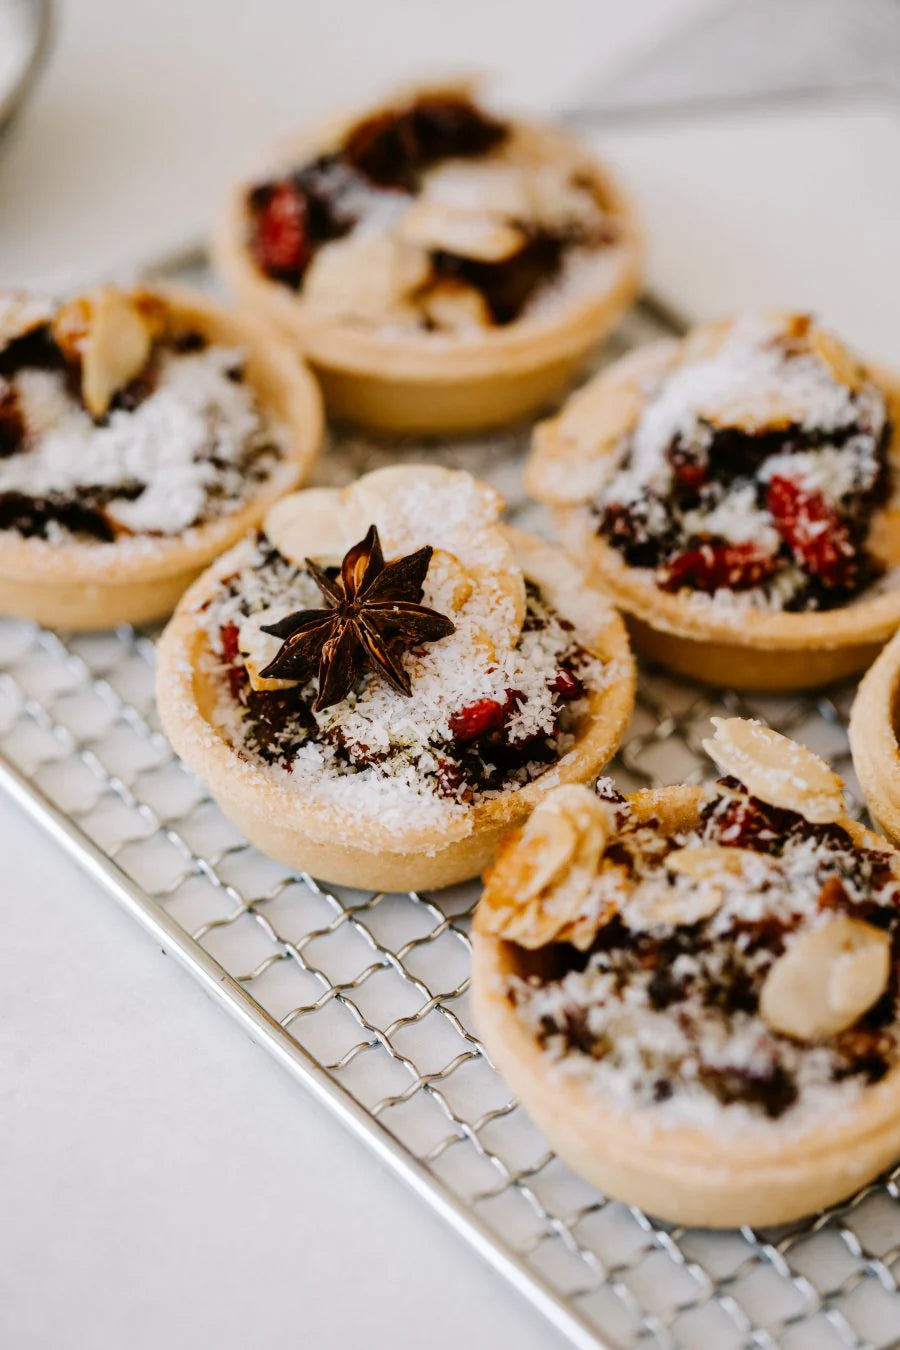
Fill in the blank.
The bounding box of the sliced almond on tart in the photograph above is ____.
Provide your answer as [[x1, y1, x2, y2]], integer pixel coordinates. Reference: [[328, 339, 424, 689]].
[[399, 200, 525, 263], [760, 916, 890, 1041], [479, 785, 613, 948], [626, 878, 723, 931], [702, 718, 845, 824], [418, 278, 493, 333], [665, 843, 764, 881], [52, 288, 162, 418], [302, 231, 430, 321], [808, 325, 867, 393]]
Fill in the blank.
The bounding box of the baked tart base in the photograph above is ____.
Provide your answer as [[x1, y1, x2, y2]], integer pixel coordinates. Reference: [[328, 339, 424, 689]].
[[0, 284, 323, 630], [214, 85, 641, 435], [156, 468, 635, 891], [473, 724, 900, 1226], [528, 318, 900, 691], [850, 627, 900, 845]]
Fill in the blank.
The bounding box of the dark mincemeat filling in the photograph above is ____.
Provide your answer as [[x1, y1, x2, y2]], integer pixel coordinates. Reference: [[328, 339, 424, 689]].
[[596, 410, 893, 611], [215, 550, 592, 797], [520, 780, 900, 1119], [246, 93, 615, 325], [0, 327, 280, 543]]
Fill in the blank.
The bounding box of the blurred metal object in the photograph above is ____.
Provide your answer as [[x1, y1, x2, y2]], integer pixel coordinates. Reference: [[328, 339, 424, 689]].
[[562, 0, 900, 128], [0, 0, 53, 142]]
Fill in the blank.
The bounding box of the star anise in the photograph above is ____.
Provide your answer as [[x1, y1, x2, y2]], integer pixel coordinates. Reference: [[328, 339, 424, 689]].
[[260, 524, 456, 711]]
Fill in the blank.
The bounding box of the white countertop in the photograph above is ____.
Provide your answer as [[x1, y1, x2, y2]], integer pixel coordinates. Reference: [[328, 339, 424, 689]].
[[2, 3, 900, 1348]]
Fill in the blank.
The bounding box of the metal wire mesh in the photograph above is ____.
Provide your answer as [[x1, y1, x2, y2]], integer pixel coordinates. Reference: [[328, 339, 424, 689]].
[[1, 299, 899, 1350]]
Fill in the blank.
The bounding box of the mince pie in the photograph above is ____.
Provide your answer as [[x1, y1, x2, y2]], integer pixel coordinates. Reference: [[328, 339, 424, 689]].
[[214, 82, 641, 433], [0, 284, 323, 629], [473, 718, 900, 1227], [850, 627, 900, 846], [526, 313, 900, 690], [155, 465, 635, 891]]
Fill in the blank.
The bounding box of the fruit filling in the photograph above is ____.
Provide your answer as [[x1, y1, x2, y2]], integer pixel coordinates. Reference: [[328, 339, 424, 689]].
[[594, 316, 894, 611], [0, 291, 286, 543], [199, 533, 608, 826], [484, 722, 900, 1126], [245, 90, 620, 331]]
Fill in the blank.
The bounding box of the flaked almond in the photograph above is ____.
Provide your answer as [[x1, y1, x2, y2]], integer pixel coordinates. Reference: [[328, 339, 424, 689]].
[[302, 231, 429, 320], [418, 278, 492, 333], [479, 785, 612, 948], [760, 916, 890, 1041], [665, 843, 762, 881], [53, 289, 159, 418], [0, 293, 53, 353], [679, 318, 732, 366], [264, 487, 369, 566], [809, 326, 866, 393], [703, 717, 845, 824], [626, 879, 723, 931], [399, 200, 526, 263]]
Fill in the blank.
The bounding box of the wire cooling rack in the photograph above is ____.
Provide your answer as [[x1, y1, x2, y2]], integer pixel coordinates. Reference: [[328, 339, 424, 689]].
[[1, 294, 899, 1350]]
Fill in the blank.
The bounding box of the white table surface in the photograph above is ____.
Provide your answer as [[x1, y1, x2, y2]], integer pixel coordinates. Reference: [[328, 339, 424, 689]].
[[3, 3, 900, 1348]]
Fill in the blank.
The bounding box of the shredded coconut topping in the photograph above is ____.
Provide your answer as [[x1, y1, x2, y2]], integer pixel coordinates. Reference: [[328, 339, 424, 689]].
[[506, 780, 900, 1133], [3, 345, 285, 537], [196, 519, 612, 833], [592, 315, 894, 613]]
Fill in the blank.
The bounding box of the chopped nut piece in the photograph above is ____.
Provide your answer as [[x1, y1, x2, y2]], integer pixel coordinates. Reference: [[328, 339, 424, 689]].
[[626, 879, 723, 931], [665, 843, 762, 881], [419, 278, 492, 332], [399, 200, 526, 262], [302, 231, 430, 321], [480, 785, 613, 948], [703, 717, 845, 824], [52, 289, 160, 418], [760, 916, 890, 1041]]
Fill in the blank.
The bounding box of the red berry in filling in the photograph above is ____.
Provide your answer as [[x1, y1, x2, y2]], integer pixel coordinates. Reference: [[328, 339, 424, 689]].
[[658, 542, 779, 593], [449, 697, 508, 743], [449, 689, 525, 744], [551, 668, 584, 700], [219, 622, 248, 701], [765, 474, 856, 588], [252, 182, 310, 280]]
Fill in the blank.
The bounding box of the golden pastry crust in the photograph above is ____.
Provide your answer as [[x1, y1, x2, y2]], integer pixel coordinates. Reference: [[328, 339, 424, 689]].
[[850, 627, 900, 845], [0, 284, 324, 630], [526, 320, 900, 691], [213, 85, 641, 434], [472, 785, 900, 1228], [155, 506, 635, 893]]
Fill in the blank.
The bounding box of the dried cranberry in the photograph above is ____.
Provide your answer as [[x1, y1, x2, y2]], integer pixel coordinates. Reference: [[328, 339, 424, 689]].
[[219, 622, 248, 701], [449, 689, 523, 743], [551, 668, 584, 700], [449, 697, 507, 742], [251, 182, 310, 283], [766, 474, 856, 588], [658, 541, 779, 593]]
